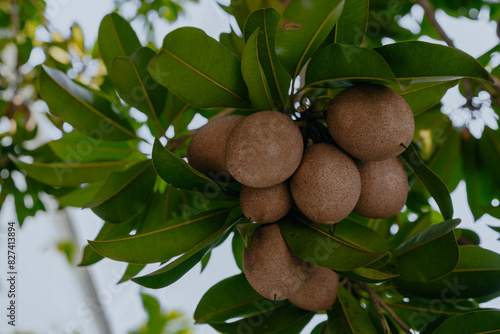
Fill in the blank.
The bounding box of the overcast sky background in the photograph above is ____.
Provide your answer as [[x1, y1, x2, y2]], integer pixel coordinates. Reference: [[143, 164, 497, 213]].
[[0, 0, 499, 333]]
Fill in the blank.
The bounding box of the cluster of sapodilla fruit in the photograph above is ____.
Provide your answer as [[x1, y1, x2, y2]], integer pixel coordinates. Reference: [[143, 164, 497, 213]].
[[186, 83, 415, 311]]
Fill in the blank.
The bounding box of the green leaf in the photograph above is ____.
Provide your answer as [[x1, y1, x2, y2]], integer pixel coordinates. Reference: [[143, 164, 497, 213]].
[[328, 285, 377, 334], [200, 251, 211, 273], [374, 41, 492, 83], [222, 0, 283, 33], [396, 246, 500, 299], [244, 8, 291, 106], [276, 0, 345, 78], [110, 47, 167, 136], [98, 13, 141, 71], [48, 131, 142, 162], [219, 29, 245, 59], [279, 214, 389, 271], [400, 143, 454, 220], [149, 27, 251, 109], [433, 310, 500, 334], [236, 221, 265, 248], [39, 66, 137, 141], [305, 44, 397, 88], [10, 155, 129, 187], [232, 232, 244, 271], [396, 81, 459, 116], [79, 219, 137, 266], [241, 30, 275, 111], [133, 214, 242, 289], [394, 218, 460, 281], [118, 264, 145, 283], [57, 182, 103, 207], [89, 208, 234, 264], [84, 160, 156, 223], [152, 138, 219, 191], [336, 267, 399, 283], [335, 0, 369, 45]]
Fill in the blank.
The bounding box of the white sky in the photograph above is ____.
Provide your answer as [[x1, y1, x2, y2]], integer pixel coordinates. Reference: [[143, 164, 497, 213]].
[[0, 1, 499, 333]]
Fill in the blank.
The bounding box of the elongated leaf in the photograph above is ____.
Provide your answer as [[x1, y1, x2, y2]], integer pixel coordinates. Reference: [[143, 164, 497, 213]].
[[84, 161, 156, 223], [57, 182, 103, 207], [397, 245, 500, 299], [232, 232, 244, 271], [118, 264, 145, 283], [237, 221, 265, 248], [400, 143, 454, 220], [132, 215, 239, 289], [433, 310, 500, 334], [276, 0, 345, 78], [336, 267, 398, 283], [219, 29, 245, 59], [89, 208, 234, 264], [149, 27, 251, 109], [328, 286, 377, 334], [48, 131, 142, 162], [152, 138, 218, 191], [305, 43, 397, 88], [244, 8, 291, 106], [335, 0, 369, 45], [39, 66, 137, 141], [396, 80, 459, 116], [279, 215, 389, 271], [241, 30, 275, 111], [222, 0, 283, 33], [374, 41, 492, 83], [10, 155, 129, 187], [98, 13, 141, 71], [110, 47, 167, 136], [395, 219, 460, 281]]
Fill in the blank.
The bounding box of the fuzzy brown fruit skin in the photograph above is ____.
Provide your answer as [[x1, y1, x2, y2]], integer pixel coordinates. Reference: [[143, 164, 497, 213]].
[[240, 182, 293, 223], [243, 224, 310, 301], [291, 143, 361, 224], [354, 157, 409, 219], [187, 115, 244, 178], [327, 83, 415, 161], [226, 111, 303, 188], [288, 265, 339, 311]]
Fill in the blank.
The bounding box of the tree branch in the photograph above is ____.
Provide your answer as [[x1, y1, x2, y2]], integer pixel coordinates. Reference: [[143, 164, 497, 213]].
[[362, 283, 389, 333], [414, 0, 454, 47]]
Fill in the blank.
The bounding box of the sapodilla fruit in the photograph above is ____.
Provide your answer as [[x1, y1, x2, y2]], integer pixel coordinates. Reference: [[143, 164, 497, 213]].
[[291, 143, 361, 224], [354, 157, 408, 219], [243, 224, 310, 301], [288, 265, 339, 311], [187, 115, 244, 177], [226, 111, 303, 188], [240, 182, 293, 223], [327, 83, 414, 161]]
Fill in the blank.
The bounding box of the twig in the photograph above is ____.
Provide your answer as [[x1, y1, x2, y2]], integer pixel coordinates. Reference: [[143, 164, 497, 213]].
[[362, 283, 390, 333], [414, 0, 454, 47]]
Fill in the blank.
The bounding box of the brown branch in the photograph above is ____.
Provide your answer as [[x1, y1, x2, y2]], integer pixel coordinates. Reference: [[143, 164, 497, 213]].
[[414, 0, 454, 47], [362, 283, 390, 333]]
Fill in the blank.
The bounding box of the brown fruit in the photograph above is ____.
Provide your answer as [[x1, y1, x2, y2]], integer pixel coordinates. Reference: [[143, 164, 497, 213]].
[[327, 83, 415, 161], [243, 224, 310, 301], [290, 143, 361, 224], [240, 182, 293, 223], [354, 157, 408, 218], [187, 115, 244, 178], [288, 265, 339, 311], [226, 111, 303, 188]]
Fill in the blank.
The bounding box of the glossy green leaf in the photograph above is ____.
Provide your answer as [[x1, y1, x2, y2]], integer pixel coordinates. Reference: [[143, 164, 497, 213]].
[[374, 41, 492, 83], [396, 246, 500, 299], [84, 160, 156, 223], [244, 8, 291, 106], [219, 29, 245, 59], [110, 47, 167, 136], [276, 0, 345, 78], [305, 43, 397, 88], [222, 0, 283, 33], [394, 218, 460, 281], [396, 80, 459, 116], [336, 267, 399, 283], [400, 143, 454, 220], [98, 13, 141, 71], [420, 315, 451, 334], [39, 66, 137, 141], [152, 138, 219, 191], [237, 221, 265, 248], [48, 131, 142, 162], [89, 208, 234, 264], [118, 264, 145, 283], [335, 0, 369, 45], [57, 182, 103, 207], [328, 286, 378, 334], [241, 30, 275, 111], [312, 322, 330, 334], [132, 215, 238, 289], [149, 27, 251, 109], [232, 232, 244, 271], [433, 310, 500, 334], [279, 215, 389, 271], [10, 155, 129, 187], [200, 251, 211, 272]]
